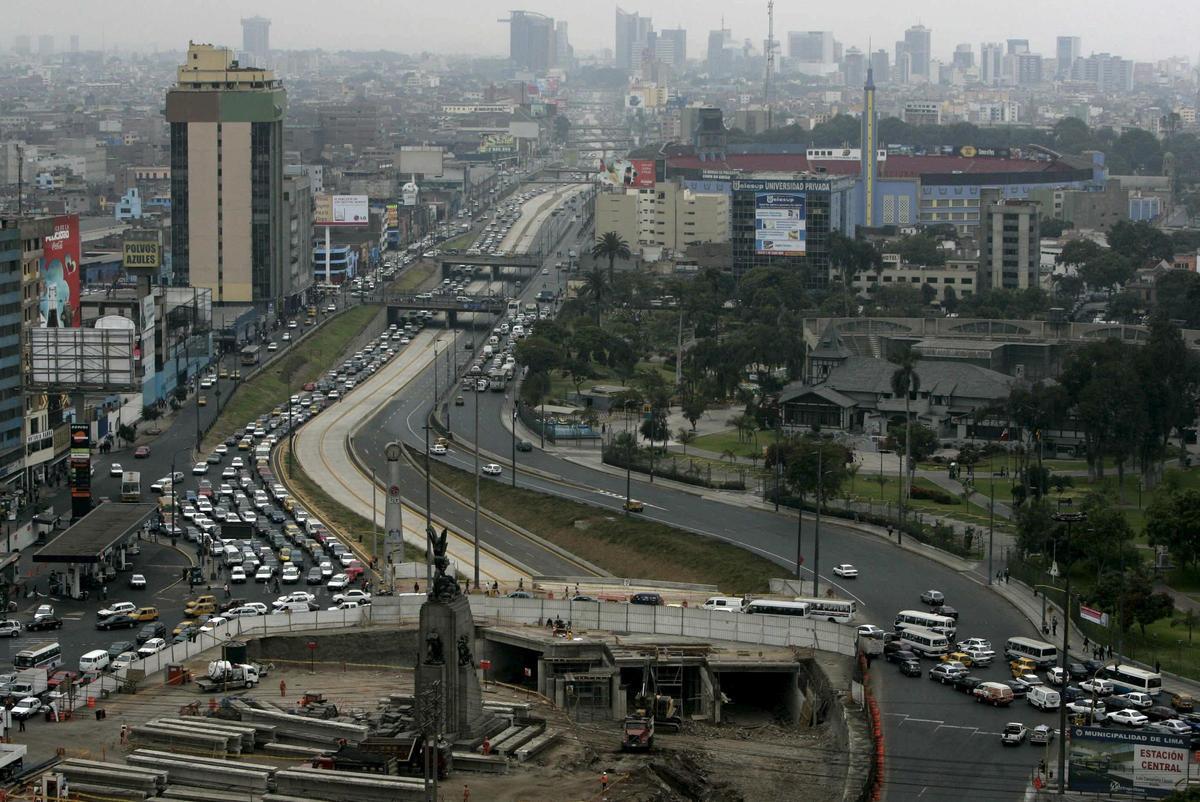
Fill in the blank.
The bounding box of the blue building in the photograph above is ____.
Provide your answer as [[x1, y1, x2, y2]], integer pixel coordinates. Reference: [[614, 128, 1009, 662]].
[[0, 227, 23, 486], [312, 245, 358, 285], [114, 188, 143, 221]]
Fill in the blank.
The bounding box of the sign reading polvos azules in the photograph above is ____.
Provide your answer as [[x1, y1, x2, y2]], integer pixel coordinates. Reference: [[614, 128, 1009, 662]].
[[122, 236, 162, 270]]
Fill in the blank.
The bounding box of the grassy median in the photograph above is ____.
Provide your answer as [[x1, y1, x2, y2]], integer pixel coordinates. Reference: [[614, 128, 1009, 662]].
[[425, 456, 777, 593], [203, 305, 381, 450], [390, 261, 438, 293]]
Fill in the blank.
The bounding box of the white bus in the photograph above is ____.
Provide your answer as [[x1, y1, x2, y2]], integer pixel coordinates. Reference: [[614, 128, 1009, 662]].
[[1104, 665, 1163, 698], [13, 641, 61, 670], [794, 597, 857, 624], [894, 609, 957, 637], [742, 599, 810, 617], [1004, 636, 1058, 667], [898, 625, 950, 656]]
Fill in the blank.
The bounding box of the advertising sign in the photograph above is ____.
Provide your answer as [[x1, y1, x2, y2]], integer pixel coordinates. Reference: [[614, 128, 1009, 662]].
[[385, 204, 399, 229], [596, 158, 655, 189], [314, 195, 369, 227], [754, 192, 807, 256], [122, 237, 162, 270], [479, 134, 516, 154], [39, 214, 81, 328], [1069, 725, 1189, 798]]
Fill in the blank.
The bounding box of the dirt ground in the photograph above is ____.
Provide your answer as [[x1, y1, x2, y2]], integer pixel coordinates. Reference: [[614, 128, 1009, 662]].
[[15, 659, 846, 802]]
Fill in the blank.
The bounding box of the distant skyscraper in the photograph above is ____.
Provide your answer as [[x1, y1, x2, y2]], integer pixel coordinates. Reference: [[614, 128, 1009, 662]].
[[658, 28, 687, 71], [896, 51, 913, 85], [1007, 39, 1030, 55], [37, 35, 53, 56], [788, 31, 836, 76], [69, 34, 79, 53], [869, 50, 890, 84], [953, 44, 974, 71], [904, 25, 931, 80], [241, 16, 270, 67], [555, 21, 573, 68], [707, 28, 734, 78], [508, 11, 556, 73], [843, 48, 866, 88], [1015, 53, 1043, 85], [12, 35, 29, 55], [1056, 36, 1081, 78], [981, 42, 1004, 85], [615, 8, 653, 71]]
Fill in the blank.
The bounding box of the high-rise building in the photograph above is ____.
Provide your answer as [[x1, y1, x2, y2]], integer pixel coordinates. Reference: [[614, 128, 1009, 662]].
[[903, 101, 941, 126], [706, 28, 734, 78], [555, 21, 574, 68], [69, 34, 79, 53], [508, 11, 556, 73], [1006, 39, 1030, 55], [167, 43, 299, 308], [12, 35, 29, 55], [658, 28, 687, 71], [1056, 36, 1081, 78], [0, 224, 26, 486], [787, 31, 836, 76], [952, 44, 974, 71], [869, 50, 890, 84], [1015, 53, 1043, 85], [1077, 53, 1134, 92], [979, 193, 1040, 290], [241, 16, 270, 68], [980, 42, 1004, 85], [615, 8, 653, 71], [904, 25, 931, 80], [37, 35, 53, 56], [843, 48, 866, 88], [896, 51, 913, 85]]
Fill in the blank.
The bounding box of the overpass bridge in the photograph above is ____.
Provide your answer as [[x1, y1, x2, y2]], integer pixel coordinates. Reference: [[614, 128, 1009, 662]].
[[385, 293, 506, 326], [437, 254, 542, 280]]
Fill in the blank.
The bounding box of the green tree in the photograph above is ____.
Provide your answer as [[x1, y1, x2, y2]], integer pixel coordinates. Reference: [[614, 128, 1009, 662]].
[[1039, 218, 1074, 238], [782, 436, 854, 504], [1112, 128, 1164, 176], [897, 233, 946, 266], [1078, 250, 1136, 297], [1145, 488, 1200, 568], [141, 405, 160, 422], [578, 268, 609, 325], [1107, 220, 1174, 262], [590, 231, 632, 282], [676, 427, 696, 454], [1171, 608, 1200, 645], [1057, 238, 1104, 268], [514, 336, 562, 375], [681, 393, 707, 430], [1129, 587, 1175, 637], [563, 356, 594, 398], [1052, 117, 1095, 154], [890, 347, 921, 504], [884, 421, 938, 461], [1014, 499, 1056, 558], [520, 369, 551, 408]]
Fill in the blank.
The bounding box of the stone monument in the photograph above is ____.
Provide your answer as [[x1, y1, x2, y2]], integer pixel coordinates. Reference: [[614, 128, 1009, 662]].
[[414, 525, 495, 742]]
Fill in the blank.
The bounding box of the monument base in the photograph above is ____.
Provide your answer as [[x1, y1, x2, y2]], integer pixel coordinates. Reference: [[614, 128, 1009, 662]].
[[415, 594, 496, 742]]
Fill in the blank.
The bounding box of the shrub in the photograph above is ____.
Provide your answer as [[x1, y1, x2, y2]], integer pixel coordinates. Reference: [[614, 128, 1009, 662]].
[[910, 484, 960, 505]]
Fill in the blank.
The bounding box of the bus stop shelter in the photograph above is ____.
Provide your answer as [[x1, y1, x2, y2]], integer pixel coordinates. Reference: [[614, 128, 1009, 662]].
[[32, 502, 156, 600]]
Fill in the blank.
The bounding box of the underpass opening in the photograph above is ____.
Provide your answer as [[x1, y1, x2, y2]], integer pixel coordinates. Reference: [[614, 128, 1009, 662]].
[[714, 667, 803, 726]]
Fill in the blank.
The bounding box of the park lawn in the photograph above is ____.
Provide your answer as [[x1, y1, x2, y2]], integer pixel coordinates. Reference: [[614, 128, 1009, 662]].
[[544, 361, 674, 406], [390, 261, 438, 293], [442, 231, 476, 251], [848, 475, 1009, 532], [426, 454, 777, 592], [202, 305, 380, 450], [691, 428, 764, 460]]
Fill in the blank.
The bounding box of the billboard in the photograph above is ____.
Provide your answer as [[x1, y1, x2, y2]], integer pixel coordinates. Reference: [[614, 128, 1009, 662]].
[[28, 327, 137, 391], [754, 192, 807, 256], [480, 133, 516, 154], [596, 158, 655, 189], [314, 195, 369, 227], [1069, 725, 1190, 798], [385, 204, 399, 229], [122, 236, 162, 270], [39, 214, 81, 328]]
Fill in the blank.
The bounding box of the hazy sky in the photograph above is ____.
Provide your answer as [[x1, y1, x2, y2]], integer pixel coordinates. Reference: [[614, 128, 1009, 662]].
[[9, 0, 1196, 64]]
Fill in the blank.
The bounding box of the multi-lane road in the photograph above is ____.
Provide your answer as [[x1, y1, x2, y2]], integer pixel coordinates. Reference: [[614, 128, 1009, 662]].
[[336, 183, 1052, 800]]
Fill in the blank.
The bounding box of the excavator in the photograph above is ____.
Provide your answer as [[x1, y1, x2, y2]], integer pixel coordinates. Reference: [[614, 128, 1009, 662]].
[[621, 659, 681, 751]]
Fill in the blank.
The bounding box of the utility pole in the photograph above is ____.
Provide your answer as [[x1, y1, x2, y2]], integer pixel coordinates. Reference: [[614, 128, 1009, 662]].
[[765, 0, 776, 130], [1053, 510, 1086, 796], [473, 384, 480, 590], [813, 444, 822, 598]]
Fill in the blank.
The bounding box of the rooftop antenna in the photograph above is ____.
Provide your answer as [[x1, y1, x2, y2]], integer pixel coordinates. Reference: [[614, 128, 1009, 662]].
[[765, 0, 775, 129]]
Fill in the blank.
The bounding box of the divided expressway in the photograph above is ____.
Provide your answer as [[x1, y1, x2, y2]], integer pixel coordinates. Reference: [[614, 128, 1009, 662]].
[[302, 183, 1047, 801]]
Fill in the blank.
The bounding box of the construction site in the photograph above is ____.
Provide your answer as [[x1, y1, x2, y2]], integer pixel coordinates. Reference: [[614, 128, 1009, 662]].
[[12, 601, 869, 802]]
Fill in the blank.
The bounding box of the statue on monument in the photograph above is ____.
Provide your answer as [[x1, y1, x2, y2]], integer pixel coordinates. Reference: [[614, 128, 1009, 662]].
[[425, 628, 444, 664], [457, 634, 473, 667], [426, 525, 460, 601]]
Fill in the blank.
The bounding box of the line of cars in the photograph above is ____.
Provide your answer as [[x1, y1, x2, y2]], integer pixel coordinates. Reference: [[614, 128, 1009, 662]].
[[466, 188, 548, 257]]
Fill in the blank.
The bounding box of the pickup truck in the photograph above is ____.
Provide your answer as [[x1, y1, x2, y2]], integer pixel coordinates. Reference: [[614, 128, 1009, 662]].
[[195, 660, 266, 693]]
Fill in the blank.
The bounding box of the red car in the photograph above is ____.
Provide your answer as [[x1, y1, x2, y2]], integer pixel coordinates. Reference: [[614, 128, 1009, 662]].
[[47, 669, 78, 690], [302, 382, 317, 392], [133, 446, 150, 458], [344, 562, 366, 581]]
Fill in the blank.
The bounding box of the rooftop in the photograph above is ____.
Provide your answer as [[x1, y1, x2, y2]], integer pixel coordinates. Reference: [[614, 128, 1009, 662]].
[[33, 502, 156, 564]]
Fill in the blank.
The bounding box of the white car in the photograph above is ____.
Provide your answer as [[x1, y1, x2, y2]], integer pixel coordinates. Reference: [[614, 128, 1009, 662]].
[[328, 601, 360, 611], [98, 601, 136, 619], [1046, 667, 1069, 686], [1065, 699, 1106, 722], [199, 616, 228, 633], [1119, 692, 1154, 709], [111, 651, 139, 672], [109, 463, 123, 477], [332, 589, 372, 605], [1079, 678, 1114, 697], [319, 561, 334, 578], [240, 511, 258, 524], [192, 462, 209, 475], [963, 646, 995, 665], [1158, 719, 1193, 736], [281, 565, 301, 584], [481, 463, 502, 476], [230, 457, 244, 469], [856, 625, 885, 639], [128, 573, 147, 590], [254, 565, 274, 583], [326, 573, 350, 591], [832, 564, 858, 578], [267, 342, 278, 352], [1107, 709, 1148, 727], [957, 637, 992, 652], [431, 443, 448, 456], [230, 566, 247, 584], [137, 638, 167, 658], [10, 697, 43, 721], [273, 591, 315, 608]]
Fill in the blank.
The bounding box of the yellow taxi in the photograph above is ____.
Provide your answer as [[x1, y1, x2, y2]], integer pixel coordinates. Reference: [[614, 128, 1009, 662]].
[[939, 650, 973, 668], [184, 594, 216, 612], [279, 548, 292, 563], [623, 499, 645, 513], [130, 606, 159, 622], [219, 368, 229, 379], [238, 439, 253, 451], [198, 395, 207, 407], [1010, 657, 1037, 678]]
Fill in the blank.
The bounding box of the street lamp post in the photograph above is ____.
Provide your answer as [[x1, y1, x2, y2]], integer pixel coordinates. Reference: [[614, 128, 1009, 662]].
[[510, 407, 517, 489], [1053, 510, 1086, 796], [472, 381, 480, 590]]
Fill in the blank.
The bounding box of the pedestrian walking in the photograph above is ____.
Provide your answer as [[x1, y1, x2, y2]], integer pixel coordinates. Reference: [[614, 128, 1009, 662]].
[[119, 724, 129, 744], [1084, 634, 1090, 651], [279, 679, 287, 698], [101, 585, 108, 600], [601, 771, 609, 794], [1051, 617, 1058, 636], [17, 717, 24, 733], [223, 583, 230, 599], [462, 785, 470, 801], [1003, 569, 1010, 583]]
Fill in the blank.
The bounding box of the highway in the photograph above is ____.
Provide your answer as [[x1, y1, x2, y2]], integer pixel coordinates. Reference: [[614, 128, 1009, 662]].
[[341, 178, 1049, 800]]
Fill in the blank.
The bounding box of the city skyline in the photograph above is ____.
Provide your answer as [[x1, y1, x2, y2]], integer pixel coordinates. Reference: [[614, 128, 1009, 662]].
[[5, 0, 1197, 65]]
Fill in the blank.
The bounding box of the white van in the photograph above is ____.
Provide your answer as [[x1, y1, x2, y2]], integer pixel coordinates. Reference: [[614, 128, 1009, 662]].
[[79, 649, 111, 674], [224, 545, 242, 566], [897, 625, 950, 656], [1004, 636, 1058, 667], [702, 596, 743, 613], [482, 345, 494, 358], [1028, 685, 1061, 711]]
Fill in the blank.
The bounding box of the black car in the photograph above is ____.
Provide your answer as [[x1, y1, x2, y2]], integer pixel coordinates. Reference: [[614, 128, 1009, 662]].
[[953, 675, 985, 695], [96, 614, 138, 631], [268, 509, 286, 523], [136, 622, 167, 644], [571, 595, 600, 603], [886, 647, 919, 665], [306, 567, 324, 585], [630, 592, 663, 606], [1003, 680, 1029, 699], [27, 616, 63, 632], [1103, 696, 1138, 713], [1067, 662, 1089, 678], [106, 640, 136, 660], [1146, 705, 1178, 722], [516, 440, 533, 452], [899, 658, 922, 677], [1081, 659, 1106, 676], [1061, 685, 1086, 703], [506, 591, 534, 599], [932, 604, 959, 620]]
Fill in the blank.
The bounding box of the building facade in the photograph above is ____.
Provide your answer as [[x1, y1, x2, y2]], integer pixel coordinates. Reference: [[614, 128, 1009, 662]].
[[0, 226, 24, 488], [509, 11, 556, 73], [167, 43, 295, 309], [594, 181, 729, 257], [241, 16, 270, 68], [979, 193, 1040, 290]]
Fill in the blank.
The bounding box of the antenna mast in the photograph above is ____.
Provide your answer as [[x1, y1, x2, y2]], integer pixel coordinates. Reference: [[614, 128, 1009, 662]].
[[765, 0, 775, 129]]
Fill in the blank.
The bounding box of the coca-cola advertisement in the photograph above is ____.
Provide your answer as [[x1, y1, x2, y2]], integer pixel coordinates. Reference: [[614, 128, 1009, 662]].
[[39, 214, 81, 328]]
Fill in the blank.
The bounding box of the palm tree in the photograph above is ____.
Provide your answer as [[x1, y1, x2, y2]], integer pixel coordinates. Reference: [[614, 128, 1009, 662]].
[[579, 268, 608, 325], [889, 347, 922, 523], [591, 231, 631, 283]]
